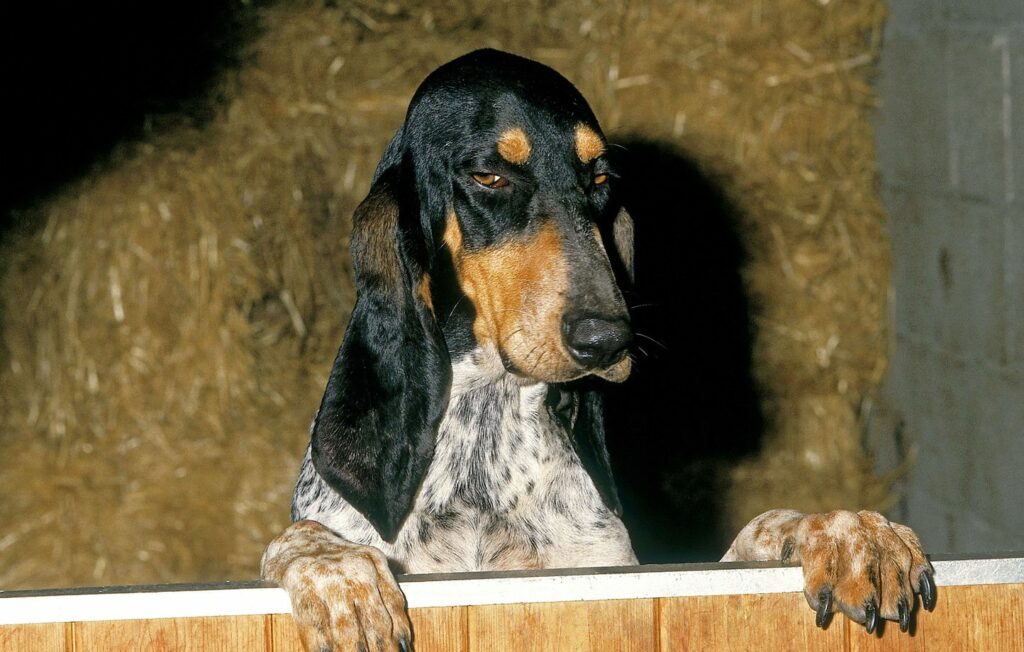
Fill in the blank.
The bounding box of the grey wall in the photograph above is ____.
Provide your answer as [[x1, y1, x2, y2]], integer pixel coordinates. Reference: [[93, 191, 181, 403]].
[[875, 0, 1024, 553]]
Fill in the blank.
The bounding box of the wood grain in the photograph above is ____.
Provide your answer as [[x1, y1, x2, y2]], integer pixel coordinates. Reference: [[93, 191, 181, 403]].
[[73, 615, 268, 651], [268, 613, 304, 652], [659, 592, 847, 652], [0, 623, 66, 652], [468, 599, 655, 652], [2, 580, 1022, 650], [270, 607, 468, 651], [410, 606, 468, 652], [848, 584, 1024, 652]]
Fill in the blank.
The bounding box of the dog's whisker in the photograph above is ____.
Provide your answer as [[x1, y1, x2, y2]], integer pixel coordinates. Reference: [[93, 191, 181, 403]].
[[518, 345, 541, 374], [531, 347, 549, 375], [443, 296, 467, 326], [500, 328, 524, 347], [628, 302, 661, 310], [635, 331, 669, 350]]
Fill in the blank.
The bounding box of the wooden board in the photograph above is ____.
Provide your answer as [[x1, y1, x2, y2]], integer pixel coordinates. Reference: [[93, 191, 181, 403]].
[[847, 584, 1024, 652], [468, 599, 655, 652], [410, 606, 468, 652], [0, 622, 67, 652], [659, 592, 847, 651], [265, 606, 469, 651], [267, 614, 302, 652], [73, 615, 268, 651], [267, 586, 1024, 651], [2, 558, 1021, 651]]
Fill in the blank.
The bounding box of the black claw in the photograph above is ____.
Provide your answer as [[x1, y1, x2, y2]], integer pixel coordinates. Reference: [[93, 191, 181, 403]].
[[864, 600, 879, 634], [898, 598, 910, 633], [399, 638, 410, 652], [815, 587, 833, 629], [920, 571, 937, 611]]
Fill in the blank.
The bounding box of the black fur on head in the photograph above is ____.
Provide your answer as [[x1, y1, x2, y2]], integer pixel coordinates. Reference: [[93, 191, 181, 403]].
[[311, 49, 635, 541]]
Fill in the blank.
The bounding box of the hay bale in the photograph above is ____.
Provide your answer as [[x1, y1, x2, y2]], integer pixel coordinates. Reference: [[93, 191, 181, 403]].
[[0, 0, 892, 587]]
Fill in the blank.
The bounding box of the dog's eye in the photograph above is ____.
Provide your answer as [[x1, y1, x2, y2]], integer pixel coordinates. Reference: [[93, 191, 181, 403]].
[[472, 173, 509, 189], [593, 173, 608, 186]]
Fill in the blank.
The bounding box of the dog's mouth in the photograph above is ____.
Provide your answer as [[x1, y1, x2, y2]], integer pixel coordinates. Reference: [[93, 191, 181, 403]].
[[497, 340, 632, 384], [592, 354, 632, 383]]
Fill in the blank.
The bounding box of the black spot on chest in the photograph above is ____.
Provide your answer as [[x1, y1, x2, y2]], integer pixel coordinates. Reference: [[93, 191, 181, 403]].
[[418, 518, 433, 544], [445, 382, 533, 510]]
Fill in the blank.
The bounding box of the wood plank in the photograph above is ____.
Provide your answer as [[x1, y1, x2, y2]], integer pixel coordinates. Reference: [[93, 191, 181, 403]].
[[468, 598, 655, 652], [73, 615, 268, 651], [659, 592, 847, 652], [0, 623, 67, 652], [848, 584, 1024, 652], [410, 606, 467, 652], [269, 613, 303, 652], [270, 607, 467, 651], [0, 562, 1018, 651]]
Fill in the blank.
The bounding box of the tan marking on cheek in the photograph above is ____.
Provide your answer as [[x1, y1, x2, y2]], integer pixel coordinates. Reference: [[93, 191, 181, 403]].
[[445, 217, 569, 376], [418, 272, 434, 314], [497, 127, 532, 164], [575, 123, 605, 163], [462, 225, 565, 346], [443, 212, 463, 254]]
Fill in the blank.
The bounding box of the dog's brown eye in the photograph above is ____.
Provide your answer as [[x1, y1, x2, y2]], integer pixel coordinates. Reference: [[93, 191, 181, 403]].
[[472, 173, 509, 188], [593, 173, 608, 186]]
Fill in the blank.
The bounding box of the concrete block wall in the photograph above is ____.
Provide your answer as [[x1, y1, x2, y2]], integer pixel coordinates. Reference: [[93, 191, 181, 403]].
[[875, 0, 1024, 552]]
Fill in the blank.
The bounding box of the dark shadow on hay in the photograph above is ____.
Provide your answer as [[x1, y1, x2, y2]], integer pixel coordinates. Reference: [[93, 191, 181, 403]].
[[604, 139, 764, 563], [2, 2, 262, 222]]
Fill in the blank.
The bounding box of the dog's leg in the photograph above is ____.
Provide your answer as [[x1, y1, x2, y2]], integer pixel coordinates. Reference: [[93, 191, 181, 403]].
[[722, 509, 936, 633], [262, 520, 412, 652]]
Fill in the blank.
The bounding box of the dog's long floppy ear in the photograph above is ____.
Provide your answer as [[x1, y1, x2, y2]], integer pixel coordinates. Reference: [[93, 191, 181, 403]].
[[310, 157, 451, 543], [572, 388, 623, 517]]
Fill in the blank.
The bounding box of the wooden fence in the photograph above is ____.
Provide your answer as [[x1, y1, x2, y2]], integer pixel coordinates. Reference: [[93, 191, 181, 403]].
[[2, 555, 1022, 651]]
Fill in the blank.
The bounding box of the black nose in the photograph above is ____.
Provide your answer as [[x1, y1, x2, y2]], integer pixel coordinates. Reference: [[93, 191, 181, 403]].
[[562, 313, 633, 369]]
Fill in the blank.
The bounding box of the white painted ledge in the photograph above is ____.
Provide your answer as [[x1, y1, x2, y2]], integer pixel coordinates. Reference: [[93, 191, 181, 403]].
[[0, 554, 1021, 626]]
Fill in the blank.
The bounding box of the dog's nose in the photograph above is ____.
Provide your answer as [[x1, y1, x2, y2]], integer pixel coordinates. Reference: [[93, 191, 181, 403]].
[[562, 313, 633, 369]]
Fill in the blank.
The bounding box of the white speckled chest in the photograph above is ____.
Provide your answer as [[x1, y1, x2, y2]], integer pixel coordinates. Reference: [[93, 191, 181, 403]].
[[292, 353, 636, 573]]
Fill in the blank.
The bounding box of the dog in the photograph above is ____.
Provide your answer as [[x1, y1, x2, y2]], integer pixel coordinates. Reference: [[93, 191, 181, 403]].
[[261, 49, 936, 651]]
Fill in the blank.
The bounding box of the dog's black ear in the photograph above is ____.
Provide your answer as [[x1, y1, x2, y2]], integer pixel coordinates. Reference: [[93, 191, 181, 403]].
[[611, 207, 635, 283], [572, 388, 623, 517], [310, 162, 451, 543]]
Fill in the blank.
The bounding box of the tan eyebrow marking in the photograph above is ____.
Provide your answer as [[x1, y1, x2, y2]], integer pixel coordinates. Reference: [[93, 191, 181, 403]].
[[574, 123, 605, 163], [497, 127, 532, 164]]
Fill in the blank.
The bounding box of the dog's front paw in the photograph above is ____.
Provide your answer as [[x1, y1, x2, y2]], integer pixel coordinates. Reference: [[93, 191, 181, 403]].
[[725, 509, 936, 633], [792, 510, 935, 633], [262, 520, 412, 652]]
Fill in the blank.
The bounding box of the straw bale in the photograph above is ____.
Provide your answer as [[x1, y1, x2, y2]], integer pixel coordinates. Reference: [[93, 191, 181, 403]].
[[0, 0, 892, 588]]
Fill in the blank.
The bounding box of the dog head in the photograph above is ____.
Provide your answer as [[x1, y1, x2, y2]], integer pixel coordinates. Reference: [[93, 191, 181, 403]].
[[311, 50, 634, 540]]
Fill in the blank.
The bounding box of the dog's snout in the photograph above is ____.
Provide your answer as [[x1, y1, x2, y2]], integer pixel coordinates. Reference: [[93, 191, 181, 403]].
[[562, 313, 632, 369]]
